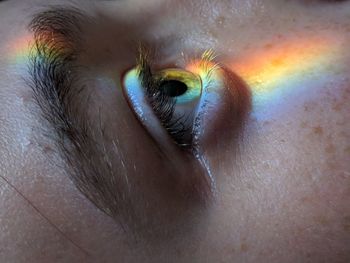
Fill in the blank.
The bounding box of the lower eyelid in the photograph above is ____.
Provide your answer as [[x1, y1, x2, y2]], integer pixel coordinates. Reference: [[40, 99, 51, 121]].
[[122, 66, 213, 193], [123, 80, 195, 178], [122, 68, 179, 154]]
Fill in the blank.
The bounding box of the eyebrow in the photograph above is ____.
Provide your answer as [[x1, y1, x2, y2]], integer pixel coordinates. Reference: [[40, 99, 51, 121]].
[[28, 7, 137, 232]]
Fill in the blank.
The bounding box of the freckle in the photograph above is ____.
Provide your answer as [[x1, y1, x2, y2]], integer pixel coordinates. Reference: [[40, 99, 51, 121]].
[[344, 87, 350, 95], [303, 101, 317, 112], [312, 126, 324, 136], [344, 146, 350, 154], [243, 44, 251, 50], [264, 43, 274, 49], [43, 145, 54, 154], [300, 196, 311, 203], [300, 121, 308, 128], [341, 88, 350, 98], [306, 252, 313, 259], [240, 243, 249, 252], [304, 171, 313, 181], [325, 144, 335, 154], [247, 183, 255, 190], [175, 248, 182, 256], [340, 131, 349, 138], [346, 185, 350, 196], [209, 29, 218, 38], [327, 161, 337, 170], [332, 102, 343, 112], [336, 121, 345, 126], [21, 92, 32, 103], [296, 226, 304, 235], [314, 216, 329, 226], [224, 245, 235, 254], [215, 15, 226, 26], [105, 48, 112, 54], [343, 216, 350, 232]]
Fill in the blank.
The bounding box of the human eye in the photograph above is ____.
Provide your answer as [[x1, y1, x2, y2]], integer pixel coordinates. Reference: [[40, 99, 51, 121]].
[[122, 48, 247, 162], [123, 49, 212, 149]]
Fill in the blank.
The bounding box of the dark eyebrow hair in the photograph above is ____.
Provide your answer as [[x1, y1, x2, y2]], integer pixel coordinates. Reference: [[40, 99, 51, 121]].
[[28, 7, 138, 232], [29, 7, 85, 142]]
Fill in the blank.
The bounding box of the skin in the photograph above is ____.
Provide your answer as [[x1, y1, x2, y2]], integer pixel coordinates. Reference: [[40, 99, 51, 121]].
[[0, 0, 349, 262]]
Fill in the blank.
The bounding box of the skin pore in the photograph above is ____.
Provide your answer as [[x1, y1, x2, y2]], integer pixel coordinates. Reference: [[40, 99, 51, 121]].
[[0, 0, 349, 262]]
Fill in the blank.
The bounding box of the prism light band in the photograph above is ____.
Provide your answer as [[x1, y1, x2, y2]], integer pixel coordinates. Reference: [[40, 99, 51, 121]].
[[230, 35, 343, 120]]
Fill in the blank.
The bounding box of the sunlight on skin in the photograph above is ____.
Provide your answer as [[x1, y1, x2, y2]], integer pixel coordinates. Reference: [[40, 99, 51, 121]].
[[1, 1, 349, 261], [7, 32, 345, 122], [230, 34, 344, 120]]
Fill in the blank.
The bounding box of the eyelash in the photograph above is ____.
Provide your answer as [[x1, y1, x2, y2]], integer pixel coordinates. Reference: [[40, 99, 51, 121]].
[[136, 52, 192, 148]]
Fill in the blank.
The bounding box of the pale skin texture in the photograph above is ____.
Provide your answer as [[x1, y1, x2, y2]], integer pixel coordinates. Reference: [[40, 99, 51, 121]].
[[0, 0, 350, 262]]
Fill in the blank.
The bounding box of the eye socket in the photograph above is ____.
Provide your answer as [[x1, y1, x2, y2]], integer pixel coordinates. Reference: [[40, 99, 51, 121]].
[[122, 50, 228, 156], [121, 49, 251, 194], [123, 66, 202, 149]]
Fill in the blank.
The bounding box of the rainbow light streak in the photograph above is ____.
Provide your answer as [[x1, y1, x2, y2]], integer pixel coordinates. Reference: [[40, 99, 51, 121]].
[[230, 36, 343, 120], [123, 68, 148, 121], [186, 52, 223, 106], [7, 34, 36, 64], [8, 33, 343, 122], [7, 33, 68, 66]]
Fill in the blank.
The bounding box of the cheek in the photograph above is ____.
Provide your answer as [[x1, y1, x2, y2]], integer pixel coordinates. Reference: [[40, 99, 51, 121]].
[[200, 10, 350, 254], [211, 61, 350, 259]]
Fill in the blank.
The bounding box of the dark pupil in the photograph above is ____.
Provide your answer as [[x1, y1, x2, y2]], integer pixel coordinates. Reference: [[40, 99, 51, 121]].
[[160, 80, 188, 97]]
